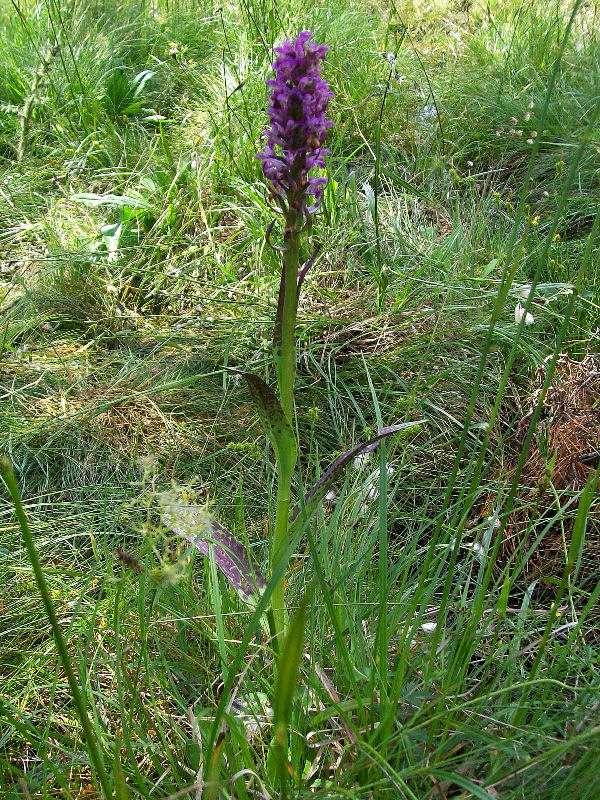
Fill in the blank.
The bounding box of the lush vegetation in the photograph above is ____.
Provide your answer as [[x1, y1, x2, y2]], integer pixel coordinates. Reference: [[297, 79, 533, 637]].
[[1, 0, 599, 797]]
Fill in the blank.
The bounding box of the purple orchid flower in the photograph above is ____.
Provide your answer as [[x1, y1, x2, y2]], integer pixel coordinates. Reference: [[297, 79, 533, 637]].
[[257, 31, 334, 215]]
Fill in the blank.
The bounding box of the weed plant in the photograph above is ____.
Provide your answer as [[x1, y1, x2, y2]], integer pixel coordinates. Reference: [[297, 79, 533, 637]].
[[1, 0, 599, 798]]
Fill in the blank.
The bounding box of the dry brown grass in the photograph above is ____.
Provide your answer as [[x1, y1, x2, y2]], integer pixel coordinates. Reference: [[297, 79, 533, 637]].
[[500, 354, 600, 583]]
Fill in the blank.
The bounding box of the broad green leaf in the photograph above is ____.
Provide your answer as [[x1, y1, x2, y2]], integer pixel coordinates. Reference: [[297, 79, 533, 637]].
[[273, 586, 312, 724], [243, 373, 297, 475], [272, 269, 286, 385], [131, 69, 156, 98], [272, 584, 313, 799]]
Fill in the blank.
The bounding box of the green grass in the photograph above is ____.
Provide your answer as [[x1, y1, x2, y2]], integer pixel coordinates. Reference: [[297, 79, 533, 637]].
[[1, 0, 599, 797]]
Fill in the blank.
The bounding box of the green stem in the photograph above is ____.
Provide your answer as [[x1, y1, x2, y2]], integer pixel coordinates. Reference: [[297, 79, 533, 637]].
[[277, 218, 300, 423], [271, 214, 300, 639], [1, 457, 113, 800], [271, 465, 293, 639]]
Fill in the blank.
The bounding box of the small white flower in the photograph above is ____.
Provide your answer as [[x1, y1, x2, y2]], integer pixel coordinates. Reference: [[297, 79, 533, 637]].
[[366, 464, 395, 487], [524, 112, 531, 122], [324, 489, 338, 503], [421, 622, 437, 633], [515, 303, 535, 326], [363, 465, 396, 503], [463, 541, 485, 557], [466, 160, 474, 168], [353, 453, 371, 470], [515, 284, 533, 300]]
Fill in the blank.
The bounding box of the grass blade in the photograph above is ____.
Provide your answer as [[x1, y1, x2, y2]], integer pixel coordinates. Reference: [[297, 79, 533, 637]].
[[0, 457, 113, 799]]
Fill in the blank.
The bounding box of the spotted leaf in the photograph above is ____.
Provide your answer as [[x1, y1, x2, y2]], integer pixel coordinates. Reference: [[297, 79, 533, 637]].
[[290, 421, 424, 526], [168, 506, 266, 604]]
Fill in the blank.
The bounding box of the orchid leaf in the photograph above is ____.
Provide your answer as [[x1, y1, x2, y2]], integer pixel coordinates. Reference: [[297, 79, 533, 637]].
[[272, 583, 313, 798], [289, 421, 424, 528], [272, 270, 286, 378], [273, 582, 313, 726], [243, 373, 297, 474], [166, 506, 266, 605], [297, 245, 320, 295]]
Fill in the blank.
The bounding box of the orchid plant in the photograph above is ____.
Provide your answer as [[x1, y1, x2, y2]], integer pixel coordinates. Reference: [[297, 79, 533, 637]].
[[169, 32, 417, 643]]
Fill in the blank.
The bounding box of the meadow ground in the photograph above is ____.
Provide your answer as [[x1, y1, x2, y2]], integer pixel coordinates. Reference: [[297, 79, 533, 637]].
[[0, 0, 599, 797]]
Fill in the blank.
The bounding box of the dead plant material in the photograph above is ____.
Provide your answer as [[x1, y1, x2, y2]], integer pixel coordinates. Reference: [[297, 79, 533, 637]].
[[518, 354, 600, 489], [414, 203, 453, 238], [304, 308, 435, 365], [499, 354, 599, 584]]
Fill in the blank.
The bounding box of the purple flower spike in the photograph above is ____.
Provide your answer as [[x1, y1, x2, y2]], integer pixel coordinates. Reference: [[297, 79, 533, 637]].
[[257, 31, 334, 210]]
